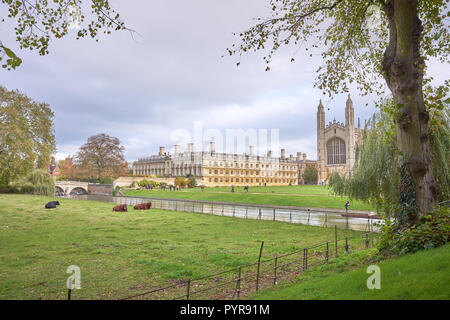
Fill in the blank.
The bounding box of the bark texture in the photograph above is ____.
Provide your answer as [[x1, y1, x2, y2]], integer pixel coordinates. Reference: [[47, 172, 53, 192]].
[[381, 0, 441, 222]]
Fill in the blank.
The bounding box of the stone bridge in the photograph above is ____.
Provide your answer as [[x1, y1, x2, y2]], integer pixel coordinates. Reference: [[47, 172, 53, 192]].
[[55, 181, 90, 195], [55, 181, 113, 195]]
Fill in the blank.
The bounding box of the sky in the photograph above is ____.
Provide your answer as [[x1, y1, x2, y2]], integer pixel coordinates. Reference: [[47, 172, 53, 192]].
[[1, 0, 449, 162]]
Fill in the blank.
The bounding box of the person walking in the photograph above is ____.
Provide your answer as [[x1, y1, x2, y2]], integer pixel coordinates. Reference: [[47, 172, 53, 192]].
[[344, 201, 350, 229]]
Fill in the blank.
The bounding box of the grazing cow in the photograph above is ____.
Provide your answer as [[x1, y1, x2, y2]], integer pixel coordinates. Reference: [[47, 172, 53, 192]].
[[113, 204, 127, 212], [45, 201, 60, 209], [134, 202, 152, 210]]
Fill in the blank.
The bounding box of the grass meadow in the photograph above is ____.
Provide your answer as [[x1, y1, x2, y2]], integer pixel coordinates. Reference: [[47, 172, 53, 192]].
[[0, 194, 363, 300], [250, 244, 450, 300], [123, 185, 375, 211]]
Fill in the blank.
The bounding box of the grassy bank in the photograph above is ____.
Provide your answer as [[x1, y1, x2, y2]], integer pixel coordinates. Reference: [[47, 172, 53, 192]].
[[0, 194, 363, 299], [250, 244, 450, 300], [123, 185, 375, 211]]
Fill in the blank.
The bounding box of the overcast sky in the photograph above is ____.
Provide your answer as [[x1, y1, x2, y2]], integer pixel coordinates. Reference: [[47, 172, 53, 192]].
[[1, 0, 449, 162]]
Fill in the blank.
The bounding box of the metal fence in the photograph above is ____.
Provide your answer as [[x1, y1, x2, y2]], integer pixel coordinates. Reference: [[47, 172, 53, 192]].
[[119, 230, 374, 300], [103, 195, 380, 233]]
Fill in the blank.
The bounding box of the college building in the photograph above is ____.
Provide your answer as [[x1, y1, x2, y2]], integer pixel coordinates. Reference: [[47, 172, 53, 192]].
[[132, 94, 362, 186]]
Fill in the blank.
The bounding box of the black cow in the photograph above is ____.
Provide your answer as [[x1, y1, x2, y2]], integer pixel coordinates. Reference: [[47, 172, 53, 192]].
[[45, 201, 60, 209]]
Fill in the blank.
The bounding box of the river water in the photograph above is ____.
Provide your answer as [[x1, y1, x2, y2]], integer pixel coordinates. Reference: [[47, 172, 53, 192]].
[[64, 194, 380, 232]]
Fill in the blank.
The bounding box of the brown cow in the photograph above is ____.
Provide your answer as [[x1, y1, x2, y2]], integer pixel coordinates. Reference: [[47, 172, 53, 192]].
[[113, 204, 127, 212], [134, 202, 152, 210]]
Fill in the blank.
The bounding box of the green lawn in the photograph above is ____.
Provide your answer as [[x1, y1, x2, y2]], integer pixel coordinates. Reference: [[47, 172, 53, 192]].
[[250, 244, 450, 300], [0, 194, 364, 300], [123, 185, 375, 211]]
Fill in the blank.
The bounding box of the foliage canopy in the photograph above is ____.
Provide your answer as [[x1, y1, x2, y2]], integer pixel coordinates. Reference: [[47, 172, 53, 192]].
[[1, 0, 128, 70], [0, 86, 56, 186]]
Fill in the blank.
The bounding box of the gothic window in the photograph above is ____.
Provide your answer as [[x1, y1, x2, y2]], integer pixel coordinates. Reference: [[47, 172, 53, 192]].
[[327, 138, 346, 165]]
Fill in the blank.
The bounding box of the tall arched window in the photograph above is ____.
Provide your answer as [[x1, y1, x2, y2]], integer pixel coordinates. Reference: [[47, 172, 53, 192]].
[[327, 138, 346, 165]]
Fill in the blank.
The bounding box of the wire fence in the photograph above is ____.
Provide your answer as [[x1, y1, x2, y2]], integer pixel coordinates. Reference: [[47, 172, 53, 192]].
[[118, 228, 374, 300]]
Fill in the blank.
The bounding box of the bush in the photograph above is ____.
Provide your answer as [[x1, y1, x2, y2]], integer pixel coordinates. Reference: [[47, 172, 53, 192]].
[[377, 205, 449, 256], [186, 174, 196, 188], [100, 177, 114, 184], [174, 177, 189, 187], [137, 179, 159, 188], [9, 169, 55, 196], [0, 185, 19, 193]]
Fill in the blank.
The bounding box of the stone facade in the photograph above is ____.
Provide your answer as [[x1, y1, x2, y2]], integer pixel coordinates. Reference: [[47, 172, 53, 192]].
[[133, 142, 314, 187], [132, 94, 361, 187], [317, 94, 362, 184]]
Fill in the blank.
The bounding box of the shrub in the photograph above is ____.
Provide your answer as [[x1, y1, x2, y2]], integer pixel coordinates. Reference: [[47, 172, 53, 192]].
[[0, 185, 19, 193], [377, 205, 449, 256], [100, 177, 114, 184], [10, 169, 55, 196], [186, 174, 196, 188], [174, 177, 189, 187]]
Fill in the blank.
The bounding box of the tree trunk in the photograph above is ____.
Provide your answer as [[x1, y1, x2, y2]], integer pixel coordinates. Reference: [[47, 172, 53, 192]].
[[381, 0, 441, 223]]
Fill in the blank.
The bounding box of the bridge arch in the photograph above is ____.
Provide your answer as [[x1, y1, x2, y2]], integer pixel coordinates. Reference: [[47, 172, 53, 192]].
[[55, 186, 65, 195], [70, 187, 88, 195]]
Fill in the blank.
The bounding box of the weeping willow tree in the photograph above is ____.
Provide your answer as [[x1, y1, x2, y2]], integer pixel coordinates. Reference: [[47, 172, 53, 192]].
[[10, 169, 55, 196], [329, 98, 450, 221]]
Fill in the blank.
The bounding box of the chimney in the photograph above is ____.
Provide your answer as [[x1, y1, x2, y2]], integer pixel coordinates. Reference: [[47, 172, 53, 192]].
[[159, 146, 165, 156], [303, 153, 307, 162], [174, 145, 180, 155], [297, 152, 302, 161], [267, 150, 273, 157], [249, 145, 255, 155], [281, 148, 286, 159], [187, 143, 194, 153], [289, 154, 293, 161], [210, 141, 215, 153]]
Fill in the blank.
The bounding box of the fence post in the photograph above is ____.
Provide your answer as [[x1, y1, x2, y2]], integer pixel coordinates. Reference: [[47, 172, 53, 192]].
[[202, 203, 204, 213], [256, 241, 264, 291], [186, 279, 191, 300], [233, 206, 235, 218], [325, 242, 329, 263], [335, 225, 338, 257], [236, 266, 242, 299], [304, 248, 308, 270], [345, 237, 349, 253], [259, 208, 262, 220], [324, 212, 328, 227], [365, 233, 369, 248], [307, 209, 310, 225], [273, 256, 278, 285], [273, 208, 276, 221], [222, 205, 224, 216], [245, 208, 248, 219], [290, 211, 292, 223], [67, 288, 72, 300]]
